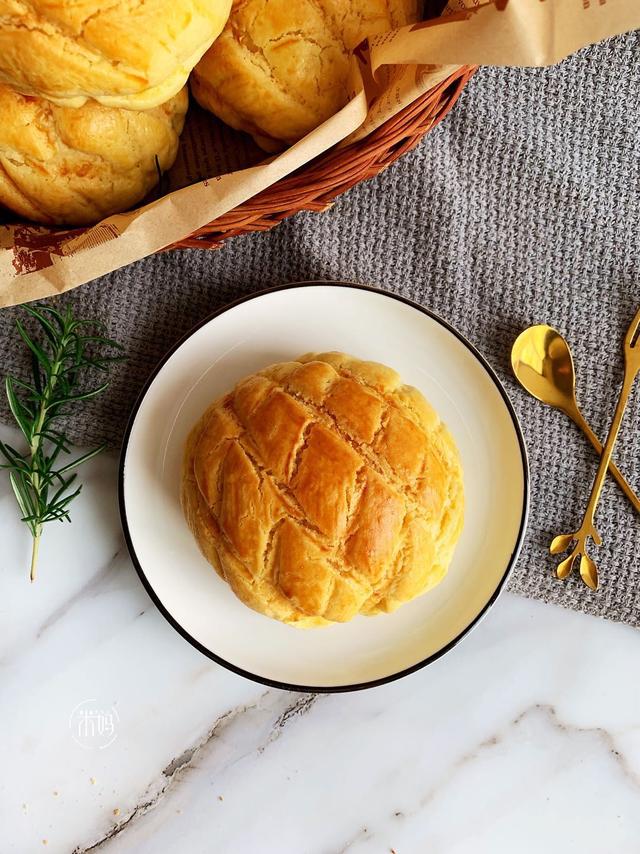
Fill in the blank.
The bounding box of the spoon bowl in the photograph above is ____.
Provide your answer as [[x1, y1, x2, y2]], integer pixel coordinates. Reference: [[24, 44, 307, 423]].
[[511, 325, 578, 415]]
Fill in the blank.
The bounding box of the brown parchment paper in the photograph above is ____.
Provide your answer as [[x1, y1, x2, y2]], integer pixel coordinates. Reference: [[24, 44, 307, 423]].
[[0, 0, 638, 308]]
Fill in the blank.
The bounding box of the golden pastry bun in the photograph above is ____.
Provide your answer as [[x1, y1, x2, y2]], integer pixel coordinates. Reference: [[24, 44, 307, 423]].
[[191, 0, 419, 150], [0, 0, 232, 109], [181, 352, 464, 628], [0, 85, 188, 226]]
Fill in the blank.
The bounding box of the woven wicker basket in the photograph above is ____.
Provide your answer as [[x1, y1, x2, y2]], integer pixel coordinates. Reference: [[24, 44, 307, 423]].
[[171, 66, 476, 252]]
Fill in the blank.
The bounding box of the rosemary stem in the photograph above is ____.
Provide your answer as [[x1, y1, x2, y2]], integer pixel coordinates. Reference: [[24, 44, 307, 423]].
[[30, 340, 64, 453], [30, 527, 42, 583], [27, 333, 65, 580]]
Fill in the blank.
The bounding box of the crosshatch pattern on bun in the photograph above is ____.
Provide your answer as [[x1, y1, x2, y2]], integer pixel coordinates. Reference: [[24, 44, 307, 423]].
[[0, 0, 232, 109], [181, 352, 464, 628]]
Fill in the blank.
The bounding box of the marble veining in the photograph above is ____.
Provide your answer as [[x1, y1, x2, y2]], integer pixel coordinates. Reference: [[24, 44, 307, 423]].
[[79, 694, 322, 852]]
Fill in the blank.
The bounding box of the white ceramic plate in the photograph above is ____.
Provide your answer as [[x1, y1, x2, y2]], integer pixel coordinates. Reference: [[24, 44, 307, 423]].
[[120, 283, 528, 691]]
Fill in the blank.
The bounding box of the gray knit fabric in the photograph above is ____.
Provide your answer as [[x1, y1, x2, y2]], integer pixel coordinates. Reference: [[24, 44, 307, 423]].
[[1, 33, 639, 625]]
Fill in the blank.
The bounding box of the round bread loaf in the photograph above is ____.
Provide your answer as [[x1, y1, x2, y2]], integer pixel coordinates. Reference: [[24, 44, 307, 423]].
[[0, 85, 188, 226], [191, 0, 419, 150], [0, 0, 231, 109], [181, 352, 464, 628]]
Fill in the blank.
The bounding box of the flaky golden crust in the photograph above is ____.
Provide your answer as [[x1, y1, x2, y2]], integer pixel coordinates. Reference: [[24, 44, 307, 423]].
[[0, 85, 188, 226], [0, 0, 232, 109], [181, 353, 464, 628], [191, 0, 419, 150]]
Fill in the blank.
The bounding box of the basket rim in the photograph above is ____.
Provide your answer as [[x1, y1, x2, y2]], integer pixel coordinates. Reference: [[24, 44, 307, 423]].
[[173, 65, 477, 249]]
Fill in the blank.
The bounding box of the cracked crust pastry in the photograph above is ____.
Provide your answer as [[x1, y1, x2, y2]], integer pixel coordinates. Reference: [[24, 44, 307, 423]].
[[0, 84, 188, 225], [0, 0, 232, 109], [190, 0, 420, 150], [181, 352, 464, 628]]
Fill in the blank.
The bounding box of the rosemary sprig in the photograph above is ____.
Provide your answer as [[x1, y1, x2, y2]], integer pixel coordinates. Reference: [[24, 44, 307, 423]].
[[0, 303, 123, 581]]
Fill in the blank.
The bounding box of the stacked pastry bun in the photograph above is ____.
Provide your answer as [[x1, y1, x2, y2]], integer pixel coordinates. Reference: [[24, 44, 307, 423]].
[[0, 0, 417, 226], [0, 85, 190, 226], [192, 0, 420, 151], [0, 0, 231, 225]]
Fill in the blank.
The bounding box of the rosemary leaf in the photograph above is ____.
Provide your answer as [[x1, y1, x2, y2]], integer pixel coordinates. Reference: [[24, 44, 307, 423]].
[[5, 377, 33, 441]]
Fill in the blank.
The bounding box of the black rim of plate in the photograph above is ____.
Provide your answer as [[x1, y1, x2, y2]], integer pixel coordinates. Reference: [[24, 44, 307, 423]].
[[118, 281, 530, 694]]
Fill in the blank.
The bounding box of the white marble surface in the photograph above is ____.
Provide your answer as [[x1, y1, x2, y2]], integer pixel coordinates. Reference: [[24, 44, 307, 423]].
[[2, 423, 640, 854]]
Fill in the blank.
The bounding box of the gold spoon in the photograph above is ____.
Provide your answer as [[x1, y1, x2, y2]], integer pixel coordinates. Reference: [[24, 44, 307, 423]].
[[550, 307, 640, 589], [511, 324, 640, 514]]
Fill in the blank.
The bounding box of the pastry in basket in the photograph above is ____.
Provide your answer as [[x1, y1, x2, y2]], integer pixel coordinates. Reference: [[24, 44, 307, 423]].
[[181, 352, 464, 628], [191, 0, 420, 151], [0, 85, 188, 226], [0, 0, 232, 110]]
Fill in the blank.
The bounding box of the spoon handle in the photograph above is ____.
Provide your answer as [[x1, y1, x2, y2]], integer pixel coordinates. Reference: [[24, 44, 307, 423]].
[[573, 308, 640, 587], [571, 407, 640, 514], [578, 370, 637, 541]]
